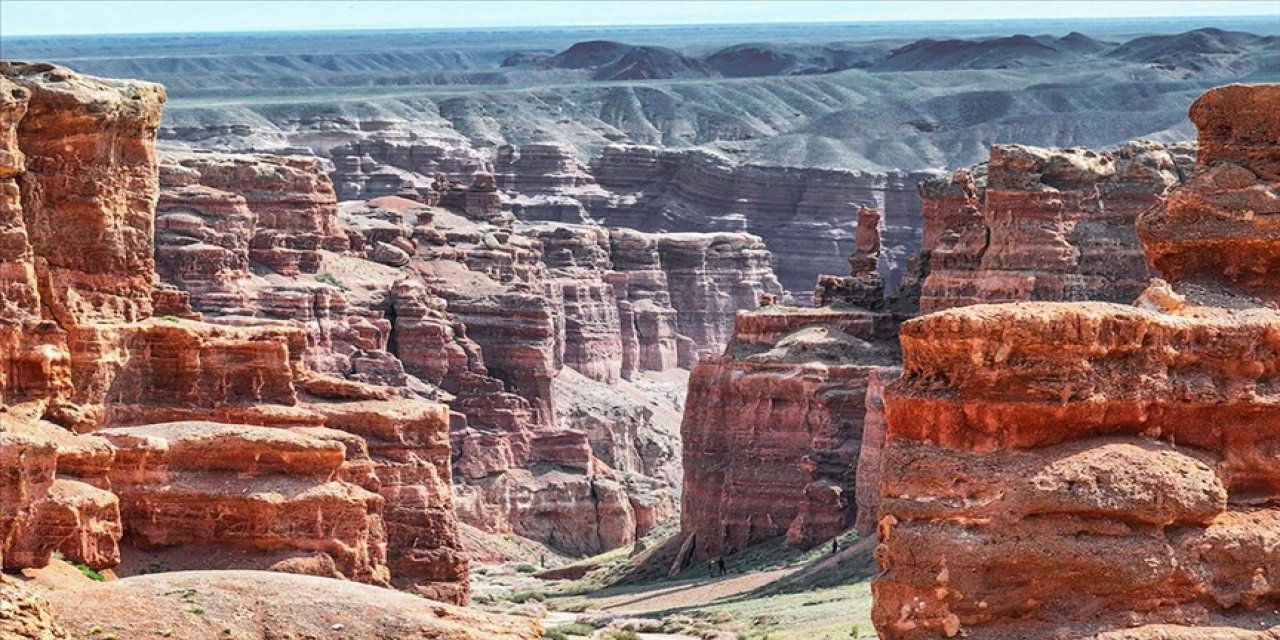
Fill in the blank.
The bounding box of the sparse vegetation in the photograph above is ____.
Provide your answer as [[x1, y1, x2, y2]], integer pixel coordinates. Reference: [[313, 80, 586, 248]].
[[600, 631, 642, 640], [506, 589, 546, 604], [53, 552, 107, 582], [544, 622, 594, 638], [315, 272, 347, 290]]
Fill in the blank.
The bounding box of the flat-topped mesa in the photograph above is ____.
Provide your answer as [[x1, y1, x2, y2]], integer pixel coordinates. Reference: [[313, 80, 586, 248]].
[[873, 84, 1280, 640], [680, 305, 901, 557], [916, 141, 1195, 312], [1138, 84, 1280, 305]]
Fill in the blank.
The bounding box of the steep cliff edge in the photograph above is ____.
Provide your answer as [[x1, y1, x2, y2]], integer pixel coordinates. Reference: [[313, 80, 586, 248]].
[[680, 206, 905, 558], [0, 62, 477, 611], [873, 83, 1280, 640]]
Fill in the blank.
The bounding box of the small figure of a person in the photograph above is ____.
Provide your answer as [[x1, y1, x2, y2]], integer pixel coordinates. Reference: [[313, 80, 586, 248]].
[[708, 557, 717, 576], [832, 538, 839, 555], [717, 556, 726, 576]]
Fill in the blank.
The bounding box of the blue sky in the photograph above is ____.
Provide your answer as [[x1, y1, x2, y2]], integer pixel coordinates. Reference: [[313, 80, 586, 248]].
[[1, 1, 1277, 37]]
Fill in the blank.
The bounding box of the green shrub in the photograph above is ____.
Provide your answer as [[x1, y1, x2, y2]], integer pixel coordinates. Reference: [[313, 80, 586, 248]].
[[315, 272, 347, 290], [550, 622, 594, 636], [601, 631, 643, 640], [507, 589, 546, 604]]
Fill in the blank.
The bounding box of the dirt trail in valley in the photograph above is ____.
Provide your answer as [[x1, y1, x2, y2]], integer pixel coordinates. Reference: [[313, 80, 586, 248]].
[[588, 568, 800, 615]]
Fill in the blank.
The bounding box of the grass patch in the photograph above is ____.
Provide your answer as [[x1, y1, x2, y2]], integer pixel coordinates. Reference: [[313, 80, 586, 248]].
[[53, 552, 106, 582], [546, 622, 595, 637], [505, 589, 546, 604], [315, 272, 347, 290]]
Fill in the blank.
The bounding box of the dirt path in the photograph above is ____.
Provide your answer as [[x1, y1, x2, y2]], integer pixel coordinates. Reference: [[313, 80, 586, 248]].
[[588, 567, 799, 615]]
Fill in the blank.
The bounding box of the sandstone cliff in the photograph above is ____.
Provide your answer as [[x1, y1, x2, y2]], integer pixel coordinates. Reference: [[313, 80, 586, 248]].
[[0, 62, 470, 608], [873, 83, 1280, 639], [679, 206, 905, 558], [914, 140, 1196, 313]]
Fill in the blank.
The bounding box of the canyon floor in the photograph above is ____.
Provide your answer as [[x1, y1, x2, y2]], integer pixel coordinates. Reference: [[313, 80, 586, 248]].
[[471, 526, 879, 639]]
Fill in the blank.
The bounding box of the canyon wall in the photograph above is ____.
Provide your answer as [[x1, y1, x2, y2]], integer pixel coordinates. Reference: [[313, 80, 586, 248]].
[[915, 141, 1196, 313], [0, 62, 470, 605], [210, 132, 926, 296], [873, 83, 1280, 639], [680, 205, 906, 558], [154, 148, 781, 556]]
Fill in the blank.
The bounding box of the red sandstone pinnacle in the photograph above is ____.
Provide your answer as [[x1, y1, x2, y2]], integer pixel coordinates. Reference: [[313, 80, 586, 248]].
[[873, 83, 1280, 640]]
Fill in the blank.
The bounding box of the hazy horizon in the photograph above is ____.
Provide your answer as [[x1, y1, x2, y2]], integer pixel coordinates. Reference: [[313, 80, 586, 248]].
[[1, 0, 1277, 38]]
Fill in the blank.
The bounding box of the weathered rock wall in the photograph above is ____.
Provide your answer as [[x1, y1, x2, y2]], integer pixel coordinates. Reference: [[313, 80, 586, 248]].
[[916, 141, 1196, 312], [680, 306, 900, 557], [872, 83, 1280, 640], [591, 145, 934, 292], [0, 63, 470, 606]]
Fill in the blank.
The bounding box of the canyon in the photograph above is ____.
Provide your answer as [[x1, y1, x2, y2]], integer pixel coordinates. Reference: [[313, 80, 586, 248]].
[[2, 13, 1279, 640], [0, 58, 789, 633]]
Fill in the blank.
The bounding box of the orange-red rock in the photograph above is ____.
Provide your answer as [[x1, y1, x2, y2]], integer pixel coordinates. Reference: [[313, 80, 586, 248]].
[[872, 83, 1280, 640], [0, 62, 472, 609]]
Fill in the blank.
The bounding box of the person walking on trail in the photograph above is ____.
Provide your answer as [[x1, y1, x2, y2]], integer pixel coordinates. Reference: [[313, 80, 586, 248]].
[[717, 556, 726, 576], [832, 538, 839, 555], [708, 557, 717, 576]]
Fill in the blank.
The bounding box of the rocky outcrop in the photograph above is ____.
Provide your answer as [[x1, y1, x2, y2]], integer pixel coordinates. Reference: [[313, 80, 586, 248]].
[[681, 304, 900, 557], [872, 83, 1280, 639], [328, 135, 491, 202], [655, 232, 783, 359], [916, 141, 1196, 312], [0, 62, 471, 608], [159, 151, 349, 278], [1138, 84, 1280, 305]]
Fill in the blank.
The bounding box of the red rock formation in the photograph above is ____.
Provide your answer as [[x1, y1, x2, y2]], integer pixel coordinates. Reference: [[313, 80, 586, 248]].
[[681, 306, 900, 557], [655, 232, 783, 359], [814, 205, 886, 308], [873, 83, 1280, 640], [607, 229, 683, 376], [1138, 84, 1280, 305], [853, 369, 890, 537], [916, 141, 1196, 312], [160, 151, 348, 277], [0, 62, 471, 608], [4, 62, 164, 327]]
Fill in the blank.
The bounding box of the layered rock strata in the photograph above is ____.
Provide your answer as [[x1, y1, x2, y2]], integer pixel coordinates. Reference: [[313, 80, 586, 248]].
[[873, 83, 1280, 639], [915, 141, 1196, 312], [0, 63, 469, 606], [589, 145, 935, 292]]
